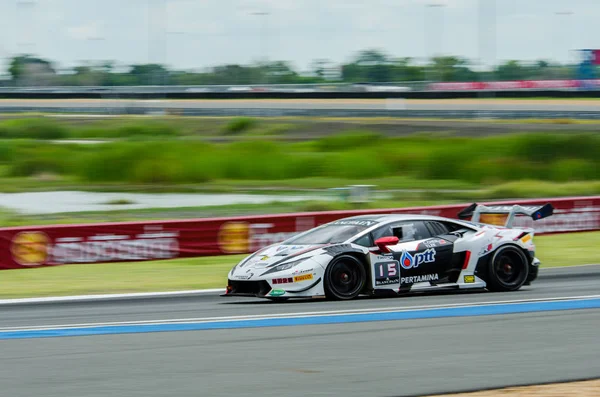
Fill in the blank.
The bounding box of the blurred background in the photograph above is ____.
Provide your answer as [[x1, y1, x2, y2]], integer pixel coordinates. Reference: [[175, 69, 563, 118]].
[[0, 0, 598, 88], [0, 0, 598, 228], [1, 5, 599, 396]]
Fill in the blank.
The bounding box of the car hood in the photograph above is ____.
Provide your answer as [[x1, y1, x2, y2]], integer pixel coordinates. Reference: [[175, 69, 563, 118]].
[[237, 244, 326, 269]]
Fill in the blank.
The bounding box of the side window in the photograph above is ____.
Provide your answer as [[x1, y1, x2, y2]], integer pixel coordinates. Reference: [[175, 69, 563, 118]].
[[372, 221, 432, 243], [353, 233, 373, 248]]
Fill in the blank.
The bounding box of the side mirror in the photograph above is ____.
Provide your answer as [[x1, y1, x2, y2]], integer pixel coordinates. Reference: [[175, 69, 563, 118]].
[[374, 236, 399, 253]]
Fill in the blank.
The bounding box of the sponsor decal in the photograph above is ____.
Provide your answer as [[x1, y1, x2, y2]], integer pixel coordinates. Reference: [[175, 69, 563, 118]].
[[331, 220, 378, 227], [11, 231, 50, 266], [374, 260, 400, 286], [421, 239, 448, 249], [520, 234, 532, 244], [260, 255, 269, 261], [293, 274, 314, 282], [400, 248, 436, 270], [234, 273, 254, 280], [46, 229, 179, 264], [218, 222, 250, 253], [464, 275, 475, 283], [269, 289, 286, 297], [293, 268, 314, 275], [401, 273, 439, 284], [479, 243, 493, 257], [272, 277, 293, 284], [511, 209, 599, 233]]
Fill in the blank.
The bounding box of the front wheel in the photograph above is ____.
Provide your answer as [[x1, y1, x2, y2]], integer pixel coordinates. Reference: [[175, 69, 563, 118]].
[[324, 255, 366, 300], [486, 246, 529, 292]]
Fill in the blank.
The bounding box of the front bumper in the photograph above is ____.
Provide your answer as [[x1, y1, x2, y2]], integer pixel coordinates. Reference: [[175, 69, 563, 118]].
[[223, 275, 323, 299], [223, 279, 272, 297]]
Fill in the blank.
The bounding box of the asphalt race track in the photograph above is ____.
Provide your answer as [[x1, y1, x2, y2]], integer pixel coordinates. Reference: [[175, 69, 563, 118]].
[[1, 265, 600, 397]]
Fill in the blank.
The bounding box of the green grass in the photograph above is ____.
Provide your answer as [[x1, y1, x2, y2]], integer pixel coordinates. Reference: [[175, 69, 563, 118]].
[[0, 130, 597, 186], [535, 231, 600, 268], [0, 232, 597, 299], [0, 255, 244, 298]]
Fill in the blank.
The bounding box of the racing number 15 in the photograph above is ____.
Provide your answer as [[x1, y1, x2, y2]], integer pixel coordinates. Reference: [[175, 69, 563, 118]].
[[378, 262, 398, 277]]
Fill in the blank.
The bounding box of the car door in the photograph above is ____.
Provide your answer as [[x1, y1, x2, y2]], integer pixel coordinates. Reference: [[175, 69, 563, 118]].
[[380, 220, 462, 289], [422, 220, 465, 284], [367, 220, 436, 289]]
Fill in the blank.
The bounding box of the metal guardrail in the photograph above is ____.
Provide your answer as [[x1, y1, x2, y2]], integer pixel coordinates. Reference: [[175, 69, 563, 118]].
[[1, 80, 599, 95], [0, 81, 427, 94]]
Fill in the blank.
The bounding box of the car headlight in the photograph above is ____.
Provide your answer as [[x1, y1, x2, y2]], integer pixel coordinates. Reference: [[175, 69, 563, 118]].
[[260, 258, 306, 276]]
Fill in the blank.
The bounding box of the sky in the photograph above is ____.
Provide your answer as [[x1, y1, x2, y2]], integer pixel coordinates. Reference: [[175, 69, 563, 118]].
[[0, 0, 598, 74]]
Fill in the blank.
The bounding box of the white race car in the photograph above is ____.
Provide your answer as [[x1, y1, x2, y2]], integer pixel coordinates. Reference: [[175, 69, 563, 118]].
[[223, 203, 554, 301]]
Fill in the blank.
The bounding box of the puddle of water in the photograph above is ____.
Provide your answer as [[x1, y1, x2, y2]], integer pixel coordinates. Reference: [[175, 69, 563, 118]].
[[0, 191, 333, 215]]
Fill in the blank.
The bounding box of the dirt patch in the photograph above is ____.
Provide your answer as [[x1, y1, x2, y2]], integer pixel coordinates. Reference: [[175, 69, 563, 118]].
[[427, 379, 600, 396]]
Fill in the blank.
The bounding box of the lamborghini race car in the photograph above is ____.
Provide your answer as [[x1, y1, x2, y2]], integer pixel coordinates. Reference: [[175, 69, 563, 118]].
[[223, 203, 554, 300]]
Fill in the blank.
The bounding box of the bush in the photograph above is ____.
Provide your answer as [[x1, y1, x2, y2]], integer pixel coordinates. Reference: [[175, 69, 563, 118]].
[[314, 130, 384, 152], [9, 145, 74, 176], [221, 118, 257, 135], [0, 127, 595, 188], [550, 159, 598, 182], [0, 118, 68, 140]]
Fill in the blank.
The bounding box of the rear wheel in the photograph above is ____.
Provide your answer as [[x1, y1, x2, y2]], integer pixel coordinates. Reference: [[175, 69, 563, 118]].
[[324, 255, 366, 300], [486, 246, 529, 292]]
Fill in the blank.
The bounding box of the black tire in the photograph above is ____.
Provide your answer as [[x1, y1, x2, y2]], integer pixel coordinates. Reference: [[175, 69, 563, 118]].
[[486, 245, 530, 292], [324, 255, 366, 300]]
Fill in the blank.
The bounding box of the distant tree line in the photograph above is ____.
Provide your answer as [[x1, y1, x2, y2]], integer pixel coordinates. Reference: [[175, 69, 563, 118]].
[[1, 50, 585, 87]]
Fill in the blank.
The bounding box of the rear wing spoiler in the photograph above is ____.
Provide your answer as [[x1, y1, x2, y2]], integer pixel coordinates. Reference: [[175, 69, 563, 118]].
[[457, 203, 554, 228]]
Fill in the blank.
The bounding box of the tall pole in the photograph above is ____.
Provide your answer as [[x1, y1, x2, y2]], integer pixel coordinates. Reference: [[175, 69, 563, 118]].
[[555, 11, 573, 69], [426, 3, 444, 84], [16, 0, 37, 87], [477, 0, 495, 116], [252, 11, 269, 85], [147, 0, 167, 84]]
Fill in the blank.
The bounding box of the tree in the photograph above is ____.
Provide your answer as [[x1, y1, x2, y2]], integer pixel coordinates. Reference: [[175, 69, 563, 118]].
[[341, 49, 393, 82], [129, 64, 169, 85], [310, 59, 330, 79], [495, 60, 524, 81], [426, 56, 475, 82], [8, 55, 55, 85]]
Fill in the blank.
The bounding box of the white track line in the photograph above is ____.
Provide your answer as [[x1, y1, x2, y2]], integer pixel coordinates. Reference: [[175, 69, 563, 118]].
[[2, 294, 600, 333], [0, 288, 225, 305]]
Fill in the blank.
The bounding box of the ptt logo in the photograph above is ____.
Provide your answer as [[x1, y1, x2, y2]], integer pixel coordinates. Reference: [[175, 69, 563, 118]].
[[400, 248, 436, 270]]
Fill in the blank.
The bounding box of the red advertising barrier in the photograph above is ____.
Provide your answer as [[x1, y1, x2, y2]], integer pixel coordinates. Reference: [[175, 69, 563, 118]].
[[1, 196, 598, 269], [428, 79, 584, 91]]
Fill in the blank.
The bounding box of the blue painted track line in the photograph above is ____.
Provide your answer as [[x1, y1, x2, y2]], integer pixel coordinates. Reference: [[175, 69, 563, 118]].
[[2, 298, 600, 340]]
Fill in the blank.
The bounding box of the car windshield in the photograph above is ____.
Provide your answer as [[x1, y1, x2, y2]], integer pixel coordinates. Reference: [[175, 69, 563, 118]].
[[283, 220, 375, 245]]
